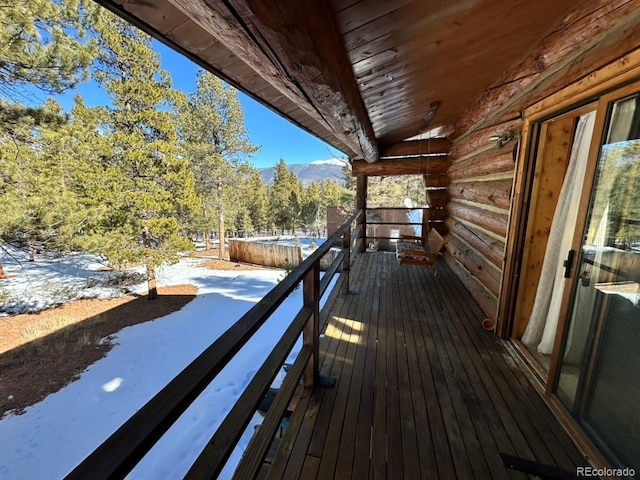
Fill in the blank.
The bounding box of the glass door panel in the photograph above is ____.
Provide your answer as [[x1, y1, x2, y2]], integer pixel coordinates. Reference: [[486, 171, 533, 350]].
[[556, 94, 640, 470]]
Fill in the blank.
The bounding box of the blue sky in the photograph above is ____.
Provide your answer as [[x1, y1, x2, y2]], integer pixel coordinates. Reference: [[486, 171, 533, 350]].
[[26, 40, 340, 169]]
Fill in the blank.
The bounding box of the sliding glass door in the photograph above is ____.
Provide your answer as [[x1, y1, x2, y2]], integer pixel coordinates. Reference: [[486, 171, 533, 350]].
[[555, 91, 640, 471]]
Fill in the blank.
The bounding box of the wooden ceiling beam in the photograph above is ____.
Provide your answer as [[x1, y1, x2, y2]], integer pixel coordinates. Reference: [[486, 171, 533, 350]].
[[352, 156, 451, 176], [170, 0, 378, 161], [379, 138, 451, 158]]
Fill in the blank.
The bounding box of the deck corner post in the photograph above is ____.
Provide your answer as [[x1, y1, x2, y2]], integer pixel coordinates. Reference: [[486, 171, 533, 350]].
[[303, 262, 320, 388]]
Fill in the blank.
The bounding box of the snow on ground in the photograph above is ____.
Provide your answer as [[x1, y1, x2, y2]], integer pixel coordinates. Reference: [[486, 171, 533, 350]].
[[0, 245, 336, 479], [0, 245, 142, 315]]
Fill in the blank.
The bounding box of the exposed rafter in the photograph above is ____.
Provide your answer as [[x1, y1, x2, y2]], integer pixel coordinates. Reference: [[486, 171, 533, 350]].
[[168, 0, 378, 161]]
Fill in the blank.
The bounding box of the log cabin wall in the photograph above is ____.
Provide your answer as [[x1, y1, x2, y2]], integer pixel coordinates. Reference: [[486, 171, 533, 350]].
[[444, 0, 640, 325], [444, 123, 519, 320]]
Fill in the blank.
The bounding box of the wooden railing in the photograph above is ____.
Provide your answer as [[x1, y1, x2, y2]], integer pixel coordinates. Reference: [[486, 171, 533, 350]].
[[363, 207, 445, 246], [66, 210, 363, 480]]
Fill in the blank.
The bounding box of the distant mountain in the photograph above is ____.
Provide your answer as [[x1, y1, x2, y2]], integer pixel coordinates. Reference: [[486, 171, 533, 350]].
[[259, 159, 347, 186]]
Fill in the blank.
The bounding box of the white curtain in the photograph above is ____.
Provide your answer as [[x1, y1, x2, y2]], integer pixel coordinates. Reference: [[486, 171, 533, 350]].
[[522, 111, 596, 354]]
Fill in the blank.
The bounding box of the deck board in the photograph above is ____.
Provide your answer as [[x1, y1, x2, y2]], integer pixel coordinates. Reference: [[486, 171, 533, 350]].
[[266, 252, 587, 479]]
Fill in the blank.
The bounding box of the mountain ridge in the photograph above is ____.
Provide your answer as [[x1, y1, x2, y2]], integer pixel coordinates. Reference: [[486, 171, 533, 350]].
[[259, 160, 347, 186]]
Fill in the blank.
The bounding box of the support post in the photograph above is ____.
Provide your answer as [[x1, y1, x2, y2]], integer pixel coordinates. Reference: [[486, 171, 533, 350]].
[[302, 262, 320, 388], [356, 174, 367, 252], [341, 226, 351, 295]]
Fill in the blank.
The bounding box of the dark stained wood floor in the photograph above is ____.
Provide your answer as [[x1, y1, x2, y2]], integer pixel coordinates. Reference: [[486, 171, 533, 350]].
[[266, 252, 587, 479]]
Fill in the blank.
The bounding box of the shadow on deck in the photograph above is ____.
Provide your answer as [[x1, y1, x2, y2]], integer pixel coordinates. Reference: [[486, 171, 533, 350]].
[[265, 252, 587, 479]]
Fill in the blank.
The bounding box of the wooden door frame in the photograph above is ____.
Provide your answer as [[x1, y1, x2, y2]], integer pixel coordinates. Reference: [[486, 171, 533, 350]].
[[497, 49, 640, 339], [497, 51, 640, 469]]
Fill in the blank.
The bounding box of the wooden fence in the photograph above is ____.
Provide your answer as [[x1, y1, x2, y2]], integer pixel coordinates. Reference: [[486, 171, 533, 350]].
[[228, 238, 303, 268], [229, 238, 341, 271]]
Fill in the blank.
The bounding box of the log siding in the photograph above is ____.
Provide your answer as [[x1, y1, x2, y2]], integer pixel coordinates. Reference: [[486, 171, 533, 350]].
[[446, 0, 640, 322]]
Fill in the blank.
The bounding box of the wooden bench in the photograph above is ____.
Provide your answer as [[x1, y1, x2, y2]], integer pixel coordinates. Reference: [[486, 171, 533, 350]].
[[396, 229, 445, 267]]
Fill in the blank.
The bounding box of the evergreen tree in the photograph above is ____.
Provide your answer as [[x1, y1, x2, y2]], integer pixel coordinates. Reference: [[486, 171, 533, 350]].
[[300, 183, 322, 234], [177, 70, 258, 257], [0, 98, 83, 274], [245, 169, 269, 235], [0, 0, 99, 99], [0, 0, 100, 277], [268, 159, 302, 233], [75, 13, 198, 299]]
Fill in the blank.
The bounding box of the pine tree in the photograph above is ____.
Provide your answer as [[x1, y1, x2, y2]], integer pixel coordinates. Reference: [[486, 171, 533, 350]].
[[245, 169, 269, 235], [75, 13, 198, 299], [268, 159, 302, 234], [177, 70, 258, 258], [0, 98, 83, 271], [0, 0, 99, 99], [0, 0, 100, 277], [301, 183, 321, 234]]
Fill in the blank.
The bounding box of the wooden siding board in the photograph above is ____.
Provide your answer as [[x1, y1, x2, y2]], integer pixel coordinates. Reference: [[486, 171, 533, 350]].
[[445, 218, 505, 269], [445, 233, 502, 297], [443, 253, 498, 320], [448, 148, 516, 181], [448, 201, 509, 239], [448, 179, 513, 211], [451, 120, 523, 159]]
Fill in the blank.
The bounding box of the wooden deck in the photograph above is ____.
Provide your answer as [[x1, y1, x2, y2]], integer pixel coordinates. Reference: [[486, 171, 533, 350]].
[[265, 252, 587, 479]]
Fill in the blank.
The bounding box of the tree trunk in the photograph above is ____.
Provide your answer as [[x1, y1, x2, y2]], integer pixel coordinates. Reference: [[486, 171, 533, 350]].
[[218, 210, 225, 260], [204, 231, 211, 251], [142, 226, 158, 300], [0, 261, 6, 279], [147, 263, 158, 300]]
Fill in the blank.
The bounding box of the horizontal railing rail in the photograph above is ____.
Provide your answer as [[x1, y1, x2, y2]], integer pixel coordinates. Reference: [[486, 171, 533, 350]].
[[362, 207, 445, 248], [66, 210, 363, 480]]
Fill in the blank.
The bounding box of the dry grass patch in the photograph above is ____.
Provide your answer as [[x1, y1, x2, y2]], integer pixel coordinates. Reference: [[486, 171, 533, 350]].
[[0, 284, 197, 417]]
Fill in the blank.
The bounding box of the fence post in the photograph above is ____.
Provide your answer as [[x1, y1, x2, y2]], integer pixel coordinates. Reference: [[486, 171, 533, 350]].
[[342, 226, 351, 294], [302, 262, 320, 388]]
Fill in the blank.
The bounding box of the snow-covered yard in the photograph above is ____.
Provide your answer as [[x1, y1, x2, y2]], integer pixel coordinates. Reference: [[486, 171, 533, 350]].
[[0, 246, 332, 479]]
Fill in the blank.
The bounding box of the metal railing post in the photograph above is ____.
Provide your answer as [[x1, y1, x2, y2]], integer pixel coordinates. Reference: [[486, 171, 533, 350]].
[[302, 262, 320, 388]]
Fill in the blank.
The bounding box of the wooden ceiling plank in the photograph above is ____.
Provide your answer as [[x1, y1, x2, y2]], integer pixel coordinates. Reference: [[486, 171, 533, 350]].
[[335, 0, 413, 35]]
